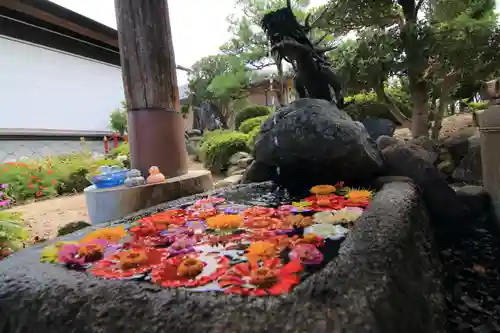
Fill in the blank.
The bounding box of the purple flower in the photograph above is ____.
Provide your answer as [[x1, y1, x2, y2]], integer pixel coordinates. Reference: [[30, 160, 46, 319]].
[[58, 244, 86, 266], [168, 236, 196, 256], [1, 184, 8, 189], [58, 240, 115, 267], [0, 200, 10, 207]]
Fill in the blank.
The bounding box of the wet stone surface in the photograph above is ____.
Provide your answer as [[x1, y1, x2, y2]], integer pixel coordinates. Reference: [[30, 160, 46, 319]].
[[439, 213, 500, 333]]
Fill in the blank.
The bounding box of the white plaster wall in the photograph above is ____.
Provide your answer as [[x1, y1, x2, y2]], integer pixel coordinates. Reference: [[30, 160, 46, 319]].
[[0, 35, 125, 132]]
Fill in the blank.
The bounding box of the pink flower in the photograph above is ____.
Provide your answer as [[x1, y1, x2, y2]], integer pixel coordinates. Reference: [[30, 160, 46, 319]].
[[58, 244, 86, 266], [58, 240, 116, 267], [0, 200, 10, 207], [0, 184, 8, 189], [289, 244, 324, 265]]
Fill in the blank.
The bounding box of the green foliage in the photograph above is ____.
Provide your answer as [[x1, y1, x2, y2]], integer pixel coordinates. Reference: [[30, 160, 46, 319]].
[[0, 212, 28, 254], [234, 105, 271, 129], [468, 101, 489, 110], [0, 152, 123, 204], [199, 131, 251, 173], [238, 115, 269, 133], [109, 143, 130, 159], [181, 104, 190, 119], [57, 221, 91, 237], [109, 101, 128, 135], [344, 91, 412, 123], [247, 126, 261, 149]]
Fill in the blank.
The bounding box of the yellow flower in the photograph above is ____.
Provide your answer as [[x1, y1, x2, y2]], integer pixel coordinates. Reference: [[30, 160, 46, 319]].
[[40, 241, 77, 263], [292, 201, 312, 208], [206, 214, 243, 230], [79, 226, 126, 244], [345, 189, 373, 203], [330, 210, 363, 224]]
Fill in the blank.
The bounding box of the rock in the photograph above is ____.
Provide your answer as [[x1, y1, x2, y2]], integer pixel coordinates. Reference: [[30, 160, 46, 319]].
[[411, 136, 440, 163], [229, 152, 252, 165], [226, 165, 246, 177], [452, 135, 482, 185], [252, 98, 385, 194], [186, 142, 198, 156], [439, 127, 479, 167], [214, 175, 243, 189], [381, 142, 470, 229], [186, 129, 202, 137], [240, 161, 278, 184], [453, 185, 490, 217], [361, 118, 397, 140], [376, 135, 401, 150], [236, 157, 253, 169]]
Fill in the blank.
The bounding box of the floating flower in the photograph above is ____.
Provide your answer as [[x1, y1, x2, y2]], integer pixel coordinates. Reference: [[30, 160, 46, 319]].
[[303, 194, 348, 211], [313, 211, 337, 224], [277, 204, 312, 216], [40, 241, 78, 263], [168, 236, 196, 256], [187, 207, 217, 220], [144, 210, 186, 229], [151, 253, 230, 288], [217, 204, 251, 215], [58, 240, 110, 267], [206, 214, 243, 230], [89, 247, 168, 279], [240, 206, 276, 218], [284, 214, 313, 228], [79, 226, 126, 244], [244, 216, 286, 230], [289, 244, 324, 265], [330, 207, 364, 224], [310, 185, 336, 195], [218, 258, 303, 296], [345, 189, 373, 204], [304, 224, 349, 240], [291, 234, 324, 247], [191, 197, 225, 208], [245, 241, 279, 264], [184, 220, 207, 233]]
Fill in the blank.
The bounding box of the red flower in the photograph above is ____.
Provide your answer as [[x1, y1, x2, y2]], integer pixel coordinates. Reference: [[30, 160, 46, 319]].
[[240, 206, 276, 218], [89, 248, 168, 279], [218, 258, 303, 296], [31, 176, 37, 179], [47, 169, 53, 175], [28, 184, 34, 189], [151, 253, 230, 288], [303, 194, 349, 211]]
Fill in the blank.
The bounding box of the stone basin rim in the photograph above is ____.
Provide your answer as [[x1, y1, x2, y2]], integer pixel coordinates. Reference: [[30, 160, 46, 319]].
[[0, 180, 444, 333]]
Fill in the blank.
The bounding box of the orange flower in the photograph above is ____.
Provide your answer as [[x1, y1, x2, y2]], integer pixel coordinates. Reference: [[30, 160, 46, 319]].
[[246, 241, 279, 264], [206, 214, 243, 230], [79, 226, 126, 244], [47, 169, 53, 175], [310, 185, 336, 195], [28, 184, 34, 188], [52, 180, 57, 185]]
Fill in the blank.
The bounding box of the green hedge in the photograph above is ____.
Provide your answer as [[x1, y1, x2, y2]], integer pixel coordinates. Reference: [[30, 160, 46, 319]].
[[344, 91, 412, 124], [247, 126, 261, 149], [199, 131, 250, 173], [238, 115, 269, 134], [234, 105, 271, 130]]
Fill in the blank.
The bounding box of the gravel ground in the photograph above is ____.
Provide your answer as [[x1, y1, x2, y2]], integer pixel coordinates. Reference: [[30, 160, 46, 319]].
[[439, 213, 500, 333]]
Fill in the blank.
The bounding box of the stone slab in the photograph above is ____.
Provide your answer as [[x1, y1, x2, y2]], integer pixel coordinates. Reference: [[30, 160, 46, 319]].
[[84, 169, 213, 224], [0, 181, 445, 333]]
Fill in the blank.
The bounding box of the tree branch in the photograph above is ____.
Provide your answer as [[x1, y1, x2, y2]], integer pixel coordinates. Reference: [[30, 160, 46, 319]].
[[415, 0, 425, 15]]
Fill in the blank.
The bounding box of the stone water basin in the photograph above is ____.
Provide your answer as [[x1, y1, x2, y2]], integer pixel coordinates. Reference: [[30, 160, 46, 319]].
[[0, 180, 445, 333]]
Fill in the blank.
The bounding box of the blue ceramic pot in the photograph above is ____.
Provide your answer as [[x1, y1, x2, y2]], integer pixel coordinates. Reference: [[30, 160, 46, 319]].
[[91, 170, 128, 189]]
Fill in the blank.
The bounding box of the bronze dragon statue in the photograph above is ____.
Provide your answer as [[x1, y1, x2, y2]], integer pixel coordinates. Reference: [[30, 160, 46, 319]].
[[261, 0, 346, 108]]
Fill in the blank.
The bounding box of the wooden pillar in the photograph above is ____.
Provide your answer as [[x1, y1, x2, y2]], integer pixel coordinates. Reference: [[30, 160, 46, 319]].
[[114, 0, 188, 178]]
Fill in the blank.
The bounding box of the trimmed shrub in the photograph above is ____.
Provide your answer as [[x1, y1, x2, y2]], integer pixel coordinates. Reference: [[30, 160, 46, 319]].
[[199, 131, 250, 173], [57, 221, 92, 237], [344, 91, 412, 124], [238, 115, 269, 134], [234, 105, 271, 129], [247, 126, 261, 150]]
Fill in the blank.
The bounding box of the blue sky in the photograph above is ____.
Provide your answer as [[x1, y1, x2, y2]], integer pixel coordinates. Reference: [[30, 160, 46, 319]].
[[49, 0, 327, 85]]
